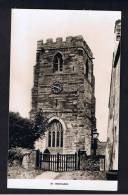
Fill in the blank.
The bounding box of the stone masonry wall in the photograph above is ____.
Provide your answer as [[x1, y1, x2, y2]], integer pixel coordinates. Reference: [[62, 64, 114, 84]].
[[30, 36, 96, 155]]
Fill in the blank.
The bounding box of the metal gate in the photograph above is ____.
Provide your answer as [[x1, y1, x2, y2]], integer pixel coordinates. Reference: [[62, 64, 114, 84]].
[[37, 151, 78, 172], [35, 150, 105, 172]]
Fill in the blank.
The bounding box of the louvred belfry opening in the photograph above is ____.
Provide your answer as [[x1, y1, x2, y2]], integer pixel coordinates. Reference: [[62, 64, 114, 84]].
[[53, 53, 63, 72]]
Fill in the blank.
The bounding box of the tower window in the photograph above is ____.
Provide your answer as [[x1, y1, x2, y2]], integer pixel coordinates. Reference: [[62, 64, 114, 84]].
[[36, 52, 40, 62], [56, 131, 60, 147], [60, 130, 63, 147], [53, 53, 63, 72], [78, 48, 84, 55], [48, 119, 63, 148], [52, 131, 55, 147], [86, 59, 89, 78], [48, 131, 51, 147]]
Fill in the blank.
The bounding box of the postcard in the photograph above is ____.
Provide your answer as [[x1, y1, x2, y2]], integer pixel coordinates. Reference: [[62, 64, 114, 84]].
[[8, 9, 121, 191]]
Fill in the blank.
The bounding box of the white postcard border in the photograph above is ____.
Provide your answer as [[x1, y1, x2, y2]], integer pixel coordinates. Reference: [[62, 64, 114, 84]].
[[8, 179, 118, 191]]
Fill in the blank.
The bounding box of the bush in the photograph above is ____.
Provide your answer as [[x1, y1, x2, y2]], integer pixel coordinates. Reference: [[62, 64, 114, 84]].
[[8, 147, 27, 166], [9, 111, 47, 149], [9, 112, 35, 149]]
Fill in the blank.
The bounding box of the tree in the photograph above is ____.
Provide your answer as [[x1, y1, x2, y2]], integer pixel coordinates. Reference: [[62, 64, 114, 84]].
[[9, 112, 35, 149], [9, 110, 47, 149], [32, 108, 47, 139]]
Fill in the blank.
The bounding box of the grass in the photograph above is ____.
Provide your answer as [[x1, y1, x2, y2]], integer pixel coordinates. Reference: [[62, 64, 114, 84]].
[[55, 170, 106, 180], [8, 164, 42, 179]]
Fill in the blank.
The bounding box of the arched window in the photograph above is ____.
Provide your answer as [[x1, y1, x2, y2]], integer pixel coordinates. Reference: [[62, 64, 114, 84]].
[[48, 131, 51, 147], [48, 119, 63, 148], [52, 131, 55, 147], [53, 53, 63, 73], [56, 131, 60, 147], [60, 130, 63, 147]]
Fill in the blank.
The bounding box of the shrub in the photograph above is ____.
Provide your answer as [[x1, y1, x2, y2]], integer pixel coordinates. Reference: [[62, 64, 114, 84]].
[[8, 147, 25, 166]]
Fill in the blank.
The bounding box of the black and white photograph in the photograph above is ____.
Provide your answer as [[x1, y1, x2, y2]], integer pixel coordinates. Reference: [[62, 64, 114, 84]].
[[8, 9, 121, 191]]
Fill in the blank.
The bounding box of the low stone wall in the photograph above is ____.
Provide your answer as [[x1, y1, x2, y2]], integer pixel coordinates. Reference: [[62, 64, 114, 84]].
[[83, 157, 100, 171], [8, 147, 31, 166], [22, 150, 37, 169], [79, 151, 105, 171], [8, 147, 38, 170]]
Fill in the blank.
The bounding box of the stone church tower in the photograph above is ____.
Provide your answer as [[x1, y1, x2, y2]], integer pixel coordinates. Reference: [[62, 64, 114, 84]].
[[30, 35, 96, 155]]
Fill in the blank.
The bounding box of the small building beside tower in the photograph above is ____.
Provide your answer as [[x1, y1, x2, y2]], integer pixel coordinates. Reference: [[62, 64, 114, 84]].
[[105, 19, 121, 178]]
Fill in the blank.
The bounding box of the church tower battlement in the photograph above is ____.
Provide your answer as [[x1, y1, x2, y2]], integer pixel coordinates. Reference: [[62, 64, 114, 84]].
[[37, 35, 93, 58], [30, 35, 96, 155]]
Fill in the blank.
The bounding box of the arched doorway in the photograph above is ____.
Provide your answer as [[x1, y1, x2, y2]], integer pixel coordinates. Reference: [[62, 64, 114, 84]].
[[47, 119, 63, 148], [44, 148, 50, 154]]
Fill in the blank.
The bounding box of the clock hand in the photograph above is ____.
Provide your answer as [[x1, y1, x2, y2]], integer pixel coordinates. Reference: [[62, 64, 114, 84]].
[[54, 85, 61, 90]]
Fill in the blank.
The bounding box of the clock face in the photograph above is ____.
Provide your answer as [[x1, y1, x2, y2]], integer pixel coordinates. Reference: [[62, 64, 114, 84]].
[[51, 81, 63, 94]]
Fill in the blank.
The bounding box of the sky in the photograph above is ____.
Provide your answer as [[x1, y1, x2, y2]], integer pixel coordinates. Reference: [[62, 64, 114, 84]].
[[10, 9, 121, 141]]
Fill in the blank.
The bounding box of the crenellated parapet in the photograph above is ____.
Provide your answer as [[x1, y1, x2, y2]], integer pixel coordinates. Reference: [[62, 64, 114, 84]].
[[37, 35, 93, 58]]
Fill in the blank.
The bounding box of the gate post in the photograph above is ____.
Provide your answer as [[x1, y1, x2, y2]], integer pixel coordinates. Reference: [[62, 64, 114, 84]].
[[57, 153, 59, 171], [35, 149, 40, 169], [77, 150, 87, 170], [75, 152, 77, 170], [66, 154, 67, 171], [78, 150, 81, 170], [39, 152, 42, 169]]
